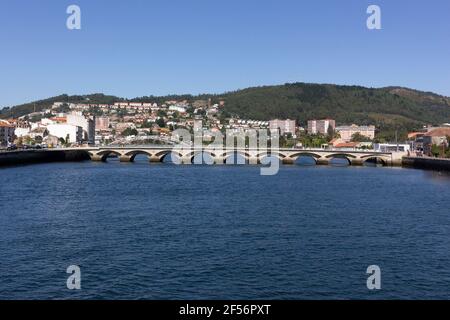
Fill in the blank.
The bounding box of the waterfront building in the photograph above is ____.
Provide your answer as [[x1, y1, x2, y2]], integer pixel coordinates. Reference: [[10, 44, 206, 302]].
[[47, 124, 83, 144], [408, 132, 426, 151], [335, 124, 376, 142], [269, 119, 296, 136], [43, 134, 60, 147], [307, 119, 336, 135], [66, 112, 95, 145], [14, 126, 31, 138], [422, 128, 450, 155], [0, 120, 15, 146], [374, 143, 411, 153], [29, 127, 48, 140]]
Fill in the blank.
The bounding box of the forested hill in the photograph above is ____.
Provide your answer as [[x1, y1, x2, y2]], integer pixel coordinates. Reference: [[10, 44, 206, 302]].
[[2, 83, 450, 135], [219, 83, 450, 131]]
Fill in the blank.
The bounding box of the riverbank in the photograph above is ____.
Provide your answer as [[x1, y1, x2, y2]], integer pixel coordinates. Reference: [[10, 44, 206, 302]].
[[402, 156, 450, 172], [0, 149, 90, 167]]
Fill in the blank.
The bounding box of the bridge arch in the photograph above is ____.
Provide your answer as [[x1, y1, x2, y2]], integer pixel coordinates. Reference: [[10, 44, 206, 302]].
[[90, 150, 122, 162], [362, 156, 388, 166], [220, 150, 251, 160], [286, 152, 323, 160], [189, 150, 217, 164], [158, 150, 183, 163], [256, 152, 285, 161], [124, 150, 152, 161], [324, 153, 354, 166], [294, 155, 318, 166], [325, 153, 357, 159], [221, 150, 252, 164]]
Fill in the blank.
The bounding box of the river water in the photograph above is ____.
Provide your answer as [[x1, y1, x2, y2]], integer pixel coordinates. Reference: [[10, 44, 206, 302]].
[[1, 159, 450, 299]]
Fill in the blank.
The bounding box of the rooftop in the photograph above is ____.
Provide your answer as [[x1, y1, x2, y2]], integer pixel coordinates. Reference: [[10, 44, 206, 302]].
[[424, 128, 450, 137], [0, 120, 14, 128]]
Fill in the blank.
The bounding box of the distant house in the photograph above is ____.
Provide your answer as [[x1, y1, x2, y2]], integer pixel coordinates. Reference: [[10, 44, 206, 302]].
[[329, 139, 373, 150], [43, 134, 60, 147], [169, 105, 187, 113], [335, 124, 375, 142], [333, 142, 359, 149], [29, 126, 48, 140], [423, 128, 450, 155], [329, 138, 345, 147]]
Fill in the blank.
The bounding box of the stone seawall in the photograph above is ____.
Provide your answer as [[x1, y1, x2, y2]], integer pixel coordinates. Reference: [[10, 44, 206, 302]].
[[402, 156, 450, 172], [0, 149, 91, 167]]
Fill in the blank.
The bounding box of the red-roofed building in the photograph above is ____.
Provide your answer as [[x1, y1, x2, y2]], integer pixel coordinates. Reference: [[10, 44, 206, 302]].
[[50, 117, 67, 123], [334, 142, 360, 149], [423, 127, 450, 155]]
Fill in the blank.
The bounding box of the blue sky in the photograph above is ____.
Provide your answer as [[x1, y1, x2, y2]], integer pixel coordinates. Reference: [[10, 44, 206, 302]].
[[0, 0, 449, 108]]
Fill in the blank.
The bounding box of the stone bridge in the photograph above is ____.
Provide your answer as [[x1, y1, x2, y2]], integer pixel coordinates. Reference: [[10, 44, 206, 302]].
[[86, 146, 406, 166]]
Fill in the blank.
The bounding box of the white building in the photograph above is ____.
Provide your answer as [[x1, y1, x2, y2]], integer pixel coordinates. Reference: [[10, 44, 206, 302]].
[[66, 112, 95, 144], [373, 143, 411, 153], [14, 127, 31, 138], [169, 105, 187, 113], [47, 124, 83, 144]]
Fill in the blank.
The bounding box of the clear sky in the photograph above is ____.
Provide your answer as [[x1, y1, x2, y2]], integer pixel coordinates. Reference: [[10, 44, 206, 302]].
[[0, 0, 449, 108]]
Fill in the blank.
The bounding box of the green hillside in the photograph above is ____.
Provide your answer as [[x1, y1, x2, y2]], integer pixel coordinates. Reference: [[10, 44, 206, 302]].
[[219, 83, 450, 128], [2, 83, 450, 140]]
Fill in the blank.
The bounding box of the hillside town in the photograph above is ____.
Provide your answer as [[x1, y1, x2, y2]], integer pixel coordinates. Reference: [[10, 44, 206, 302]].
[[1, 99, 450, 158]]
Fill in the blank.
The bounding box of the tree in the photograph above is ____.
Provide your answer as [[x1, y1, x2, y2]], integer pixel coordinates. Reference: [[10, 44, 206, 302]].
[[121, 128, 138, 136], [431, 144, 441, 158], [327, 126, 335, 138], [298, 133, 328, 148], [156, 118, 166, 128], [351, 132, 371, 142], [58, 134, 71, 147]]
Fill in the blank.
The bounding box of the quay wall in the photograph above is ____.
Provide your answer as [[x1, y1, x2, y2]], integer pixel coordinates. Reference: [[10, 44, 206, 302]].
[[402, 156, 450, 172], [0, 149, 90, 167]]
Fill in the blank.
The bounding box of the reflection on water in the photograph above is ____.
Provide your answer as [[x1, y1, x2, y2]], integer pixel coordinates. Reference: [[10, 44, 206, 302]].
[[329, 157, 350, 166], [423, 170, 450, 183], [295, 155, 316, 166]]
